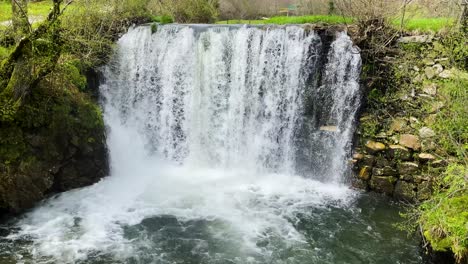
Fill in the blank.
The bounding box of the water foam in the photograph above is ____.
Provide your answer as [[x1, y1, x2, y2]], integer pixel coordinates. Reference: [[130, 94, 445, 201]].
[[5, 25, 362, 263]]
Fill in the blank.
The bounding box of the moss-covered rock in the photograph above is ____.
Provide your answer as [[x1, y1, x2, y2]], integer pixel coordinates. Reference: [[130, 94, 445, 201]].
[[0, 71, 108, 214]]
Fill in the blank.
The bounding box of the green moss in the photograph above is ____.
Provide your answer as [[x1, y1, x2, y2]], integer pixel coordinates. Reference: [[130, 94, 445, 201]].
[[419, 164, 468, 261]]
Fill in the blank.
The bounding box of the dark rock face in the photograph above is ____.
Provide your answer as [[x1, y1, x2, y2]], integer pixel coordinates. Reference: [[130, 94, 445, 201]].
[[0, 73, 108, 215]]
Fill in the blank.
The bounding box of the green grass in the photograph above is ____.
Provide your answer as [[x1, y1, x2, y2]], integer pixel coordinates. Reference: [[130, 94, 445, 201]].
[[392, 17, 455, 32], [217, 15, 353, 25], [217, 15, 454, 32], [0, 0, 53, 22]]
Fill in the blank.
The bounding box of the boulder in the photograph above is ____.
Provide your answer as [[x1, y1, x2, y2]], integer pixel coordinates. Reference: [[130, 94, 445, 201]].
[[398, 162, 420, 175], [373, 166, 397, 176], [389, 118, 408, 133], [417, 181, 433, 201], [399, 134, 421, 150], [419, 153, 436, 161], [365, 141, 386, 153], [422, 83, 437, 96], [419, 127, 436, 138], [358, 166, 372, 181], [370, 176, 396, 196], [394, 181, 416, 202], [360, 155, 376, 166], [388, 145, 411, 161], [439, 69, 452, 79], [425, 67, 437, 79]]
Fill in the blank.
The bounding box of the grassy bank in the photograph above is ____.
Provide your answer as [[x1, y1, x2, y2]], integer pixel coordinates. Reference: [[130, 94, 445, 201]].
[[218, 15, 454, 32], [0, 0, 53, 22], [217, 15, 353, 25]]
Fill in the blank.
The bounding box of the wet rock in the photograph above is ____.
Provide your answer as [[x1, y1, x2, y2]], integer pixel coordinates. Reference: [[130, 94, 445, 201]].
[[394, 181, 416, 202], [365, 141, 386, 153], [352, 179, 369, 190], [360, 155, 376, 166], [353, 153, 364, 160], [373, 166, 397, 176], [370, 176, 396, 196], [358, 166, 372, 181], [419, 127, 436, 138], [388, 145, 411, 161], [419, 153, 436, 161], [320, 126, 338, 132], [417, 181, 433, 201], [399, 162, 419, 175], [375, 156, 394, 167], [399, 134, 421, 150], [422, 83, 437, 96]]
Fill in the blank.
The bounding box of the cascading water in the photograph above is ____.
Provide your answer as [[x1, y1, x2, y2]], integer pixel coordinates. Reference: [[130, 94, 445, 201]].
[[102, 25, 361, 181], [0, 25, 421, 264]]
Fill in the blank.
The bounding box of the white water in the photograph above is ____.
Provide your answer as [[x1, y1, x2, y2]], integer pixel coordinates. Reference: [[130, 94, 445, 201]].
[[5, 25, 363, 263]]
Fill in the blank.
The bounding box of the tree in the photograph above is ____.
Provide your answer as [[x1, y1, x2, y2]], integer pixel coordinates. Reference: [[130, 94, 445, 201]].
[[12, 0, 30, 36], [1, 0, 66, 104]]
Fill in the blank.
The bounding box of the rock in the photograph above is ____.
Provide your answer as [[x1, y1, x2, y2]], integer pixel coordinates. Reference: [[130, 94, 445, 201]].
[[373, 166, 397, 176], [424, 114, 437, 125], [421, 139, 437, 152], [353, 153, 364, 160], [365, 141, 386, 153], [431, 160, 448, 168], [352, 179, 369, 190], [358, 166, 372, 181], [422, 83, 437, 96], [422, 58, 435, 66], [409, 117, 420, 128], [399, 134, 421, 150], [320, 126, 338, 132], [394, 181, 416, 202], [419, 127, 436, 138], [370, 176, 396, 196], [439, 70, 452, 79], [375, 156, 394, 167], [417, 181, 433, 201], [398, 35, 433, 43], [388, 145, 411, 161], [425, 67, 437, 79], [399, 162, 419, 175], [430, 101, 444, 113], [433, 64, 444, 74], [389, 118, 408, 133], [419, 153, 436, 161], [360, 155, 376, 166]]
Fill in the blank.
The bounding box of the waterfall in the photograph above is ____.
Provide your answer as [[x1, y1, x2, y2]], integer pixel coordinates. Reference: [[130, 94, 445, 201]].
[[2, 25, 368, 264], [101, 25, 361, 182]]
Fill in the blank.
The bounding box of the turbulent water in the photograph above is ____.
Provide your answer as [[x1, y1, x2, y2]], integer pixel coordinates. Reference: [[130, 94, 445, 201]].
[[0, 25, 421, 264]]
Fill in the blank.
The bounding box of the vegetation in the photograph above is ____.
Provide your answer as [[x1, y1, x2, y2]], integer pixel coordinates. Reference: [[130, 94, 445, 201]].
[[217, 15, 353, 25], [0, 0, 53, 22]]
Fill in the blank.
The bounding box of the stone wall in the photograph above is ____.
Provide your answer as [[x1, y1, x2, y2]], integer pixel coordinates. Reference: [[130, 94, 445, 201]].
[[351, 34, 464, 202]]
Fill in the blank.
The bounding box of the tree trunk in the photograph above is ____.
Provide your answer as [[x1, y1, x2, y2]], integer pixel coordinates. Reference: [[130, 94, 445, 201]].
[[12, 0, 30, 36], [460, 1, 468, 32]]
